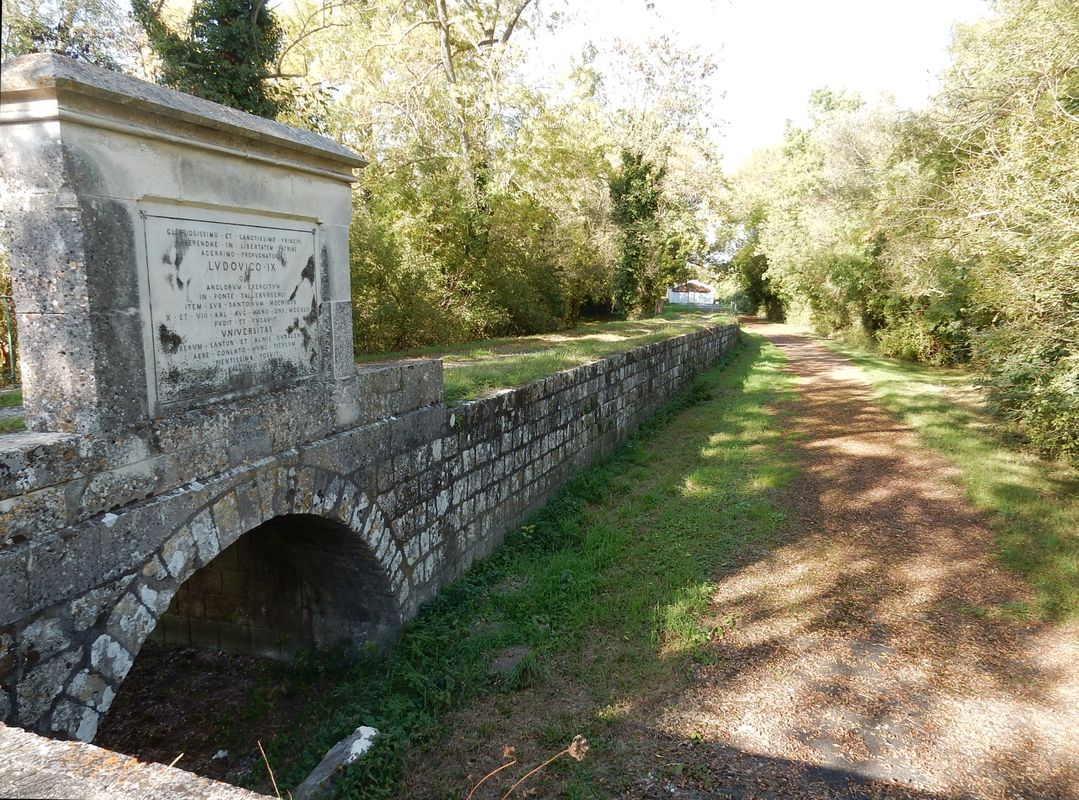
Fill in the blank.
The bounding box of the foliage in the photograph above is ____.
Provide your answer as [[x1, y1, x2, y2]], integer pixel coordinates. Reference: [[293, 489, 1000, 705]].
[[279, 2, 722, 348], [934, 0, 1079, 460], [729, 0, 1079, 461], [604, 37, 723, 316], [0, 251, 17, 388], [0, 0, 138, 69], [293, 1, 610, 348], [726, 208, 784, 320], [132, 0, 287, 118], [609, 150, 665, 316]]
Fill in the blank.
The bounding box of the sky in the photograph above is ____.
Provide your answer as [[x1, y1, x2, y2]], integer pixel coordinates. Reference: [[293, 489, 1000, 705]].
[[521, 0, 992, 171]]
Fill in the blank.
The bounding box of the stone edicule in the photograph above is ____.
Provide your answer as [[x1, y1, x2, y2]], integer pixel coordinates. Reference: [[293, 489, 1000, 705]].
[[0, 53, 366, 432]]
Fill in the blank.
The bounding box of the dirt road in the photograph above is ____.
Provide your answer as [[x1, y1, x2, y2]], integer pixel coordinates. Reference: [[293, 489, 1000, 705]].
[[652, 325, 1078, 799]]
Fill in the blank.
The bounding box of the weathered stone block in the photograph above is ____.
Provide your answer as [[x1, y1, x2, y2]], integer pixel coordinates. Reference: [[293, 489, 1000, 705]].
[[16, 650, 80, 726], [88, 634, 133, 684], [26, 529, 100, 614], [107, 593, 156, 653], [293, 725, 378, 800], [17, 619, 73, 667]]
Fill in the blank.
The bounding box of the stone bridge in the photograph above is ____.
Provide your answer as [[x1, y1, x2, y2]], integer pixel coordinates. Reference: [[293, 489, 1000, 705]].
[[0, 54, 740, 744]]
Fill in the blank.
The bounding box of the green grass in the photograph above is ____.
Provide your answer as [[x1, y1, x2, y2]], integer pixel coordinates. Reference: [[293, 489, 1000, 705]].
[[823, 341, 1079, 622], [0, 419, 24, 434], [0, 388, 23, 434], [247, 333, 795, 798], [357, 309, 733, 403]]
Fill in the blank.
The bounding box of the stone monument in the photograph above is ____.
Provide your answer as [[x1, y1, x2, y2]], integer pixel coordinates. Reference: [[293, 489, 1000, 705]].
[[0, 53, 366, 433]]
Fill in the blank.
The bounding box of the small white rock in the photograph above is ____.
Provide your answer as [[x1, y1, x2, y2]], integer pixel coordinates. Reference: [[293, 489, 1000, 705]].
[[293, 725, 378, 800]]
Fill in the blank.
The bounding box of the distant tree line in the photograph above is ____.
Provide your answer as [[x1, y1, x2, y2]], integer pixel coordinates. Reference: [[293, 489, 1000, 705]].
[[726, 0, 1078, 461]]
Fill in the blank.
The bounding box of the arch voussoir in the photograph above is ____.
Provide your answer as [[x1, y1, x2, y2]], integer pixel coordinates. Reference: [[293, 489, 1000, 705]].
[[23, 457, 408, 743]]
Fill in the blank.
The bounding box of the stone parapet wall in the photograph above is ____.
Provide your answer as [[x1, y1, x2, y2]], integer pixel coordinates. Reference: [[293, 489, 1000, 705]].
[[0, 359, 443, 545], [0, 322, 739, 739], [414, 322, 741, 599]]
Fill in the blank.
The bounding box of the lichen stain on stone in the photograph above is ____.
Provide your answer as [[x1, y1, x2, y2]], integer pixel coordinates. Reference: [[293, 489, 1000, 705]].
[[157, 324, 182, 355], [286, 296, 319, 367], [161, 230, 190, 290], [257, 356, 301, 385], [287, 256, 316, 302]]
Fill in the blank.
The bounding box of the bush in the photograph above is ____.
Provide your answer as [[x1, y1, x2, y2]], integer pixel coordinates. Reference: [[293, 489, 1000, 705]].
[[977, 332, 1079, 462]]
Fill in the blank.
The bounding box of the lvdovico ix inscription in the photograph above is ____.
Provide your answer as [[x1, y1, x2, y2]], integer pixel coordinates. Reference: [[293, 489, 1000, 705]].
[[141, 203, 320, 409]]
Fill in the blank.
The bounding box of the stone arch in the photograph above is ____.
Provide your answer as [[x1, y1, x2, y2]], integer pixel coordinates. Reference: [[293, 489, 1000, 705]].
[[39, 463, 408, 742], [149, 513, 403, 658]]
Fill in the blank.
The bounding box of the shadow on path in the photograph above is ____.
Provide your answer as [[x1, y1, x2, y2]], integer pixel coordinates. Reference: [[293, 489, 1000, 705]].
[[650, 324, 1078, 799]]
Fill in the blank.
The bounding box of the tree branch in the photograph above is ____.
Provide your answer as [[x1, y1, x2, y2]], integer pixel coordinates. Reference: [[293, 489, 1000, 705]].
[[499, 0, 532, 44]]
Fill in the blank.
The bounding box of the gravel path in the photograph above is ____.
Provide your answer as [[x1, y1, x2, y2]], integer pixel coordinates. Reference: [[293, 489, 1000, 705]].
[[651, 326, 1079, 799]]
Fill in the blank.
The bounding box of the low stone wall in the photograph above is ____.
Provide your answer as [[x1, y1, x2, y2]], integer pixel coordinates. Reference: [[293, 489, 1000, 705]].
[[147, 322, 743, 660], [0, 322, 740, 738], [428, 323, 741, 579]]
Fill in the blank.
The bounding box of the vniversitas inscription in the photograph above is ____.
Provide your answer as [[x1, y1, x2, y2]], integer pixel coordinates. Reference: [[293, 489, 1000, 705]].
[[141, 205, 320, 408]]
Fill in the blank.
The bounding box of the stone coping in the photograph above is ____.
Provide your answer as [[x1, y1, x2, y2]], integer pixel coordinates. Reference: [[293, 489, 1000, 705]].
[[0, 358, 443, 505], [0, 53, 366, 171], [0, 722, 271, 799]]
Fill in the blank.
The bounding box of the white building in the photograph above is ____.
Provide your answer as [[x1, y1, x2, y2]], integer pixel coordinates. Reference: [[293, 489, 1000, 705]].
[[667, 280, 716, 305]]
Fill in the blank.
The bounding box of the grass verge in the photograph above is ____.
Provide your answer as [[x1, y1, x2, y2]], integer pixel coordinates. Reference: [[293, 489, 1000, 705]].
[[357, 309, 733, 404], [0, 388, 23, 434], [822, 341, 1079, 622], [0, 418, 25, 434], [246, 333, 794, 798]]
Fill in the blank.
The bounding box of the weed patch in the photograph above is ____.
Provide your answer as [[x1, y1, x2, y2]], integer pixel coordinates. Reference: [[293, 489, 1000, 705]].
[[0, 417, 25, 434], [0, 388, 22, 434]]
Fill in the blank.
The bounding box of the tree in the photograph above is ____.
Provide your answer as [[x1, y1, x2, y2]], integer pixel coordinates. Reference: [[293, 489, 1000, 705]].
[[728, 216, 783, 320], [931, 0, 1079, 457], [277, 0, 623, 348], [601, 38, 722, 316], [1, 0, 138, 69], [728, 0, 1079, 461], [609, 150, 665, 316], [260, 1, 720, 345], [133, 0, 287, 118]]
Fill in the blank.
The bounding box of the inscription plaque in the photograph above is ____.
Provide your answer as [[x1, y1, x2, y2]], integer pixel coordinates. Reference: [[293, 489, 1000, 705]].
[[141, 204, 320, 408]]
